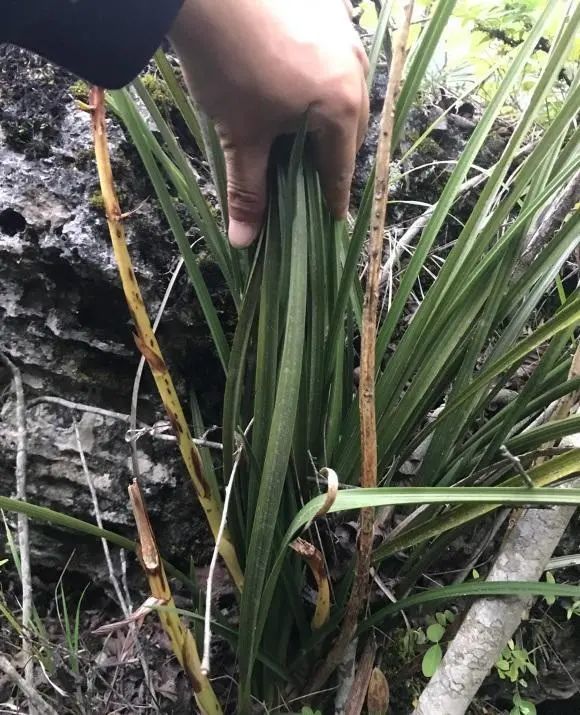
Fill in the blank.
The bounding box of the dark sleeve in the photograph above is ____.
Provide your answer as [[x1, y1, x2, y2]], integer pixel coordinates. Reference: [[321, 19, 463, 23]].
[[3, 0, 184, 89]]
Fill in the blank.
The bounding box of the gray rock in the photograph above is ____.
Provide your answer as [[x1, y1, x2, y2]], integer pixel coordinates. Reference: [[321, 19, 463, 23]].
[[0, 46, 217, 591]]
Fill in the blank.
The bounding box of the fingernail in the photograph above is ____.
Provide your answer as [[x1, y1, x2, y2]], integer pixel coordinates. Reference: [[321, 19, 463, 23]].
[[228, 219, 257, 249]]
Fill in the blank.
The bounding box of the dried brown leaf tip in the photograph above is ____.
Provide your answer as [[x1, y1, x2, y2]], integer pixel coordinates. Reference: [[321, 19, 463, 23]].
[[129, 480, 160, 573], [92, 596, 166, 636], [290, 537, 330, 629], [367, 666, 390, 715]]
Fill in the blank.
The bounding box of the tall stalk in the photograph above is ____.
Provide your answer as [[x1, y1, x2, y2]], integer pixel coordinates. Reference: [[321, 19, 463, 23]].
[[308, 0, 415, 692], [88, 87, 243, 590]]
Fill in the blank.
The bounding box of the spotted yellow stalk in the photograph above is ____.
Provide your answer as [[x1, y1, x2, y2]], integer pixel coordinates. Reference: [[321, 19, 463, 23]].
[[129, 481, 222, 714], [89, 87, 243, 591]]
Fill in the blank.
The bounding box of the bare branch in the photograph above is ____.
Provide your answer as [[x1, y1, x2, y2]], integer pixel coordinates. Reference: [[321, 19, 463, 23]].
[[73, 418, 128, 614], [516, 170, 580, 277], [201, 419, 253, 676], [0, 655, 58, 715], [307, 1, 415, 694], [414, 343, 580, 715], [27, 395, 222, 448]]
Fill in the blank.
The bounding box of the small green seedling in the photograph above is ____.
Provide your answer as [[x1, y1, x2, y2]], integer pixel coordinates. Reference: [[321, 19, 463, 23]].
[[510, 691, 537, 715], [421, 610, 456, 678], [566, 600, 580, 620], [496, 639, 538, 684], [400, 627, 427, 659]]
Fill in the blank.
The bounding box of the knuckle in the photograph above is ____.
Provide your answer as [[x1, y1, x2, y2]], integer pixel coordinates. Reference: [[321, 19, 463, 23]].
[[354, 42, 370, 76], [227, 181, 264, 219], [331, 80, 361, 119]]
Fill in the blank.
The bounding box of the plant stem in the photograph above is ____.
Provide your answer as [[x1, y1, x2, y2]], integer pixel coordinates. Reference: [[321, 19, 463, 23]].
[[88, 86, 243, 591], [307, 0, 415, 693], [128, 480, 222, 714], [202, 419, 252, 675]]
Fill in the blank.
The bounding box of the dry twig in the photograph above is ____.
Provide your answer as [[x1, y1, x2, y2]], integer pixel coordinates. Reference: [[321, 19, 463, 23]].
[[0, 655, 58, 715], [379, 173, 487, 290], [73, 418, 127, 612], [344, 638, 378, 715], [518, 170, 580, 274], [28, 395, 221, 448], [201, 420, 253, 676], [128, 479, 222, 714], [73, 419, 159, 709], [89, 86, 242, 590], [0, 353, 33, 696], [307, 1, 415, 693]]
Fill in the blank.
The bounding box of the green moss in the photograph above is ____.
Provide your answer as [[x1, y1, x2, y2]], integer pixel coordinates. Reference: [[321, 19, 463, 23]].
[[141, 73, 173, 111], [88, 191, 105, 211], [76, 148, 94, 164], [419, 137, 442, 155], [208, 202, 222, 221], [69, 79, 89, 101]]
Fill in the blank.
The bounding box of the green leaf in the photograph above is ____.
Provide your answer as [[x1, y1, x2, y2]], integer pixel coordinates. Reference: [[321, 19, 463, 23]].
[[422, 643, 443, 678], [108, 89, 232, 369], [0, 495, 198, 590], [366, 0, 395, 89], [435, 612, 447, 627], [544, 571, 557, 605], [373, 452, 580, 563], [261, 452, 580, 622], [426, 623, 445, 643], [393, 0, 459, 147], [237, 158, 309, 711], [519, 699, 537, 715], [153, 49, 205, 153], [359, 581, 580, 636]]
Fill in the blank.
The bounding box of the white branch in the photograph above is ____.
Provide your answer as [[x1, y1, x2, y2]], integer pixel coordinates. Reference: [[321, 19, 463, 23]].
[[379, 173, 487, 289], [0, 655, 58, 715], [413, 476, 580, 715], [201, 420, 253, 675]]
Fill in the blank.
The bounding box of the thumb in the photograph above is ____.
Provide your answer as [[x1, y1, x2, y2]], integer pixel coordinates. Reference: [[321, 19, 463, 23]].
[[222, 136, 272, 249]]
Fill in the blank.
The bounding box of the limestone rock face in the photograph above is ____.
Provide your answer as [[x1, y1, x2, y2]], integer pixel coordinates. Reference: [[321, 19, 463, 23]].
[[0, 47, 218, 586]]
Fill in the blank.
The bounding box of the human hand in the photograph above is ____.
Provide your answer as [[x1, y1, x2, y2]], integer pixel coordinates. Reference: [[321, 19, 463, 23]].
[[168, 0, 369, 248]]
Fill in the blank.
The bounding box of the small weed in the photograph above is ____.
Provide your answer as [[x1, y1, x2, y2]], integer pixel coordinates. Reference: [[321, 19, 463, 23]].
[[88, 190, 106, 210], [421, 610, 455, 678], [141, 72, 173, 111], [69, 79, 89, 101], [510, 691, 537, 715], [496, 638, 539, 715], [496, 638, 538, 683]]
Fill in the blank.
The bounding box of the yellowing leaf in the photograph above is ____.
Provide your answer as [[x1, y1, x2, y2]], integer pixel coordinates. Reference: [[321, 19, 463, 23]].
[[359, 0, 379, 32]]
